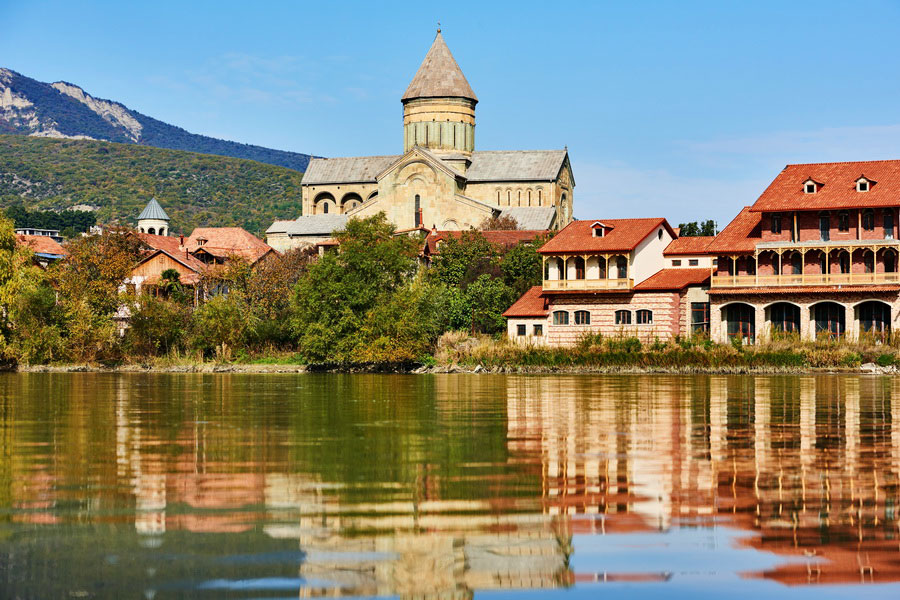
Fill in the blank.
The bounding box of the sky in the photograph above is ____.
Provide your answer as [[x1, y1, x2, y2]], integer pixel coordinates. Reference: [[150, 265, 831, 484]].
[[2, 0, 900, 228]]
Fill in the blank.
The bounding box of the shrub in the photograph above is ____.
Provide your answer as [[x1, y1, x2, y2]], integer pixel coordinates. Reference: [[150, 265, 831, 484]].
[[876, 353, 895, 367]]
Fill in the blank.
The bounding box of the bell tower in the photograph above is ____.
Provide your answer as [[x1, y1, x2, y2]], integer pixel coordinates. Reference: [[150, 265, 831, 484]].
[[402, 29, 477, 160]]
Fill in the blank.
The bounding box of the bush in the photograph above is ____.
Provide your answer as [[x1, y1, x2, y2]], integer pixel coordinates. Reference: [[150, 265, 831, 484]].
[[876, 353, 895, 367]]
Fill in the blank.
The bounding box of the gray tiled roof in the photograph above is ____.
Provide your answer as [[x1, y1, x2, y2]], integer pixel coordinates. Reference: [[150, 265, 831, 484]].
[[302, 156, 400, 185], [265, 220, 297, 234], [302, 150, 568, 186], [137, 198, 169, 221], [284, 215, 350, 236], [402, 31, 477, 102], [500, 207, 557, 230], [466, 150, 568, 182]]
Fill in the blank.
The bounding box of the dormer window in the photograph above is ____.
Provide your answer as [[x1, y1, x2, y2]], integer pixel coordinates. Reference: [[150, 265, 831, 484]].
[[196, 237, 207, 247], [803, 179, 819, 194], [591, 221, 611, 238], [856, 176, 872, 192]]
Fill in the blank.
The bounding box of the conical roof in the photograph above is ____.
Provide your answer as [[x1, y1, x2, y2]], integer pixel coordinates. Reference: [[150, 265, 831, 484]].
[[137, 197, 169, 221], [402, 31, 477, 103]]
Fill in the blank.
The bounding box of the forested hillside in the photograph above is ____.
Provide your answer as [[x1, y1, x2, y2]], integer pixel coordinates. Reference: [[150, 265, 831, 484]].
[[0, 135, 303, 234]]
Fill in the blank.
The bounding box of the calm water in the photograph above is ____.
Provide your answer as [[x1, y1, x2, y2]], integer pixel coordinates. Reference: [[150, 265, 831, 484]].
[[0, 374, 898, 599]]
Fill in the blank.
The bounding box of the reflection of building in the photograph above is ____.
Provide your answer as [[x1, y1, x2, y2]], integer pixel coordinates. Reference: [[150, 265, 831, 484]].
[[504, 375, 900, 586]]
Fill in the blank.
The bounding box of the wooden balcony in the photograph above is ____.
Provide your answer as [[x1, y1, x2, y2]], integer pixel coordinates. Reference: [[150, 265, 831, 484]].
[[711, 272, 900, 288], [543, 277, 634, 291]]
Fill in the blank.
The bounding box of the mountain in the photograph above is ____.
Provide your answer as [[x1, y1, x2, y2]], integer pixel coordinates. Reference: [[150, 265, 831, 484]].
[[0, 68, 313, 171], [0, 135, 304, 235]]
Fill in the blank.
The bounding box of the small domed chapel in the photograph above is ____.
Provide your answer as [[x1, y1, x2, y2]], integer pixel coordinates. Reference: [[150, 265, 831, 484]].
[[266, 30, 575, 251]]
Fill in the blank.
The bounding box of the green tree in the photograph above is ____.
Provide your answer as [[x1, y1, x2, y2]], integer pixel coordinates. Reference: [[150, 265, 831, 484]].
[[290, 213, 421, 363], [677, 220, 717, 236], [125, 296, 192, 357], [500, 240, 545, 298]]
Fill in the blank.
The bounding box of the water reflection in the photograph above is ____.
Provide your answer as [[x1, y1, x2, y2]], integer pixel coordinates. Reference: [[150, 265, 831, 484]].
[[0, 373, 898, 598]]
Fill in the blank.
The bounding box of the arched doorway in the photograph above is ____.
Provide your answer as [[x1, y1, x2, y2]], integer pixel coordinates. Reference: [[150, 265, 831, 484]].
[[724, 303, 755, 344], [767, 302, 800, 336], [813, 302, 845, 339], [858, 301, 891, 340]]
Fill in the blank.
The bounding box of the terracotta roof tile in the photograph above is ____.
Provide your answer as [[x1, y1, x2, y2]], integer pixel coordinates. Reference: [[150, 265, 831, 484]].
[[502, 286, 548, 317], [750, 160, 900, 212], [16, 234, 67, 257], [634, 268, 710, 291], [424, 229, 548, 255], [186, 228, 274, 263], [663, 236, 714, 256], [538, 218, 675, 255], [709, 285, 900, 295], [707, 207, 761, 254]]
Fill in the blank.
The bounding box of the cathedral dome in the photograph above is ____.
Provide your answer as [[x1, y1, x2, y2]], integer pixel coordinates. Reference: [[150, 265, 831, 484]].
[[402, 30, 477, 103]]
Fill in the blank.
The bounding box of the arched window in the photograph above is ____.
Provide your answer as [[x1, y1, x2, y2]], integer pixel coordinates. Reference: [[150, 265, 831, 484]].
[[772, 253, 780, 275], [517, 191, 521, 206], [557, 258, 566, 280], [859, 301, 890, 339], [616, 256, 627, 279], [414, 194, 421, 227], [507, 191, 511, 206], [139, 228, 145, 233], [865, 250, 875, 274], [725, 303, 755, 343], [814, 302, 845, 339], [885, 250, 897, 273], [538, 189, 542, 206], [543, 259, 550, 280], [636, 309, 653, 324], [615, 310, 631, 325], [552, 311, 569, 325], [323, 202, 329, 214], [790, 252, 802, 275], [574, 257, 585, 279], [769, 303, 800, 333], [818, 251, 828, 274], [598, 256, 607, 279], [839, 251, 850, 274], [148, 227, 156, 235], [574, 310, 590, 325], [863, 209, 875, 230], [527, 190, 532, 206]]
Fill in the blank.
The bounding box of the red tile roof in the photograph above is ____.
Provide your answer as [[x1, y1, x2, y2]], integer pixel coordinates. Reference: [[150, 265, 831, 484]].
[[502, 286, 549, 317], [538, 218, 675, 255], [706, 207, 761, 254], [16, 234, 67, 256], [750, 160, 900, 212], [186, 228, 274, 263], [136, 233, 208, 271], [634, 268, 710, 291], [424, 229, 548, 255], [663, 236, 714, 256], [709, 285, 900, 295]]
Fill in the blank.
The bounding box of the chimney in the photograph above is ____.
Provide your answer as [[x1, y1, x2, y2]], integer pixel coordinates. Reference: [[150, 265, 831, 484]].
[[431, 224, 437, 234], [179, 234, 185, 251]]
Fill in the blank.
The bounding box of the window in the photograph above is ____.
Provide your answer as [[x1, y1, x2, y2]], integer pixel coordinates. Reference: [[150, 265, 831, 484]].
[[859, 301, 890, 338], [616, 256, 628, 279], [615, 310, 631, 325], [865, 251, 875, 274], [884, 210, 894, 239], [637, 309, 653, 324], [691, 302, 710, 334], [804, 181, 817, 194], [553, 311, 569, 325], [814, 302, 845, 339], [658, 229, 663, 240], [863, 209, 875, 230], [771, 213, 782, 234], [857, 179, 870, 192], [414, 195, 421, 227], [819, 212, 830, 241], [533, 324, 543, 336], [790, 253, 802, 275], [672, 259, 682, 266], [574, 257, 585, 280], [726, 303, 755, 343], [819, 252, 828, 274], [323, 203, 329, 214], [574, 310, 591, 325], [543, 260, 550, 280], [839, 252, 850, 274], [886, 251, 897, 273], [769, 303, 800, 334], [516, 324, 526, 336], [688, 259, 699, 266], [838, 211, 849, 232]]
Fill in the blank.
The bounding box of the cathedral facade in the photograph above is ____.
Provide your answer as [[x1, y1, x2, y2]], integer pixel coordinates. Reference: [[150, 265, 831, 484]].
[[267, 31, 574, 251]]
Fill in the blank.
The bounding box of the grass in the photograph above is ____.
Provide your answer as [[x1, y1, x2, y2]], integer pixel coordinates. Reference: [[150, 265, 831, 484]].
[[434, 331, 900, 372]]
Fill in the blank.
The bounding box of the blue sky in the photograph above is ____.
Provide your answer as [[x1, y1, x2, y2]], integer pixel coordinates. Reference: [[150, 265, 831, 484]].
[[2, 0, 900, 228]]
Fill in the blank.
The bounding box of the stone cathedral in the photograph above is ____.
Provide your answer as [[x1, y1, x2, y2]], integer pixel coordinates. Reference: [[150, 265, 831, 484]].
[[266, 30, 575, 251]]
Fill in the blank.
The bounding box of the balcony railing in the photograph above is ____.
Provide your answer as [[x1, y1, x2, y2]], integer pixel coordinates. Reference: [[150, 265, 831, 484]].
[[543, 277, 633, 291], [711, 272, 900, 288]]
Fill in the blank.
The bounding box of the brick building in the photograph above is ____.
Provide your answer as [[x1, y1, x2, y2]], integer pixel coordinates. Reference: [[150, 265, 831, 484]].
[[503, 218, 712, 345], [708, 160, 900, 343]]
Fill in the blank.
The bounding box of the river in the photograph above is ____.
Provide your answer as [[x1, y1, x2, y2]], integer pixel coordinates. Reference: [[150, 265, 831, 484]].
[[0, 373, 898, 598]]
